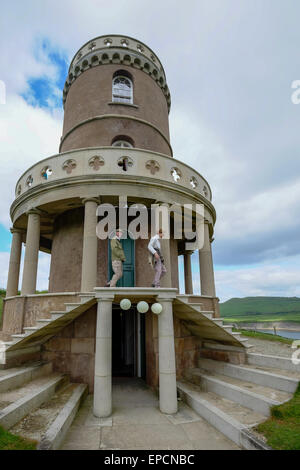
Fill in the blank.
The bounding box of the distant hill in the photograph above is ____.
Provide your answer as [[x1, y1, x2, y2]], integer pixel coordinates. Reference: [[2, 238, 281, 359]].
[[219, 296, 300, 324]]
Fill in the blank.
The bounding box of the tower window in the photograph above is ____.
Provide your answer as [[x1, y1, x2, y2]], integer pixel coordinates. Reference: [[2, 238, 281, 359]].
[[112, 140, 133, 148], [112, 75, 133, 104]]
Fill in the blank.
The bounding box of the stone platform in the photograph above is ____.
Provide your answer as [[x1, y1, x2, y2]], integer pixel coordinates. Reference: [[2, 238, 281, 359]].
[[60, 377, 240, 450]]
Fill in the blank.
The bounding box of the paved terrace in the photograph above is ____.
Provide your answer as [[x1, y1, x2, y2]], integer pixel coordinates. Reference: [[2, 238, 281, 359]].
[[60, 378, 239, 450]]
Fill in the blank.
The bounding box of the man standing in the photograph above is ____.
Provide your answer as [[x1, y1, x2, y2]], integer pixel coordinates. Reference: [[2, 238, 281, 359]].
[[106, 229, 126, 287], [148, 229, 166, 288]]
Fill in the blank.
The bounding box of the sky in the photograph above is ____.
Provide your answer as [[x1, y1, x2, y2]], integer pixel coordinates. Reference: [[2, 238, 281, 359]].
[[0, 0, 299, 301]]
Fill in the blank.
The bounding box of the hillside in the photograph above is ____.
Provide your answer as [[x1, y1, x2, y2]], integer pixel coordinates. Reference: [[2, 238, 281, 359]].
[[219, 296, 300, 324]]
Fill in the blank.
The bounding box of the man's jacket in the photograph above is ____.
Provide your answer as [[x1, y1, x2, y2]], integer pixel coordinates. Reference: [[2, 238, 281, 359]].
[[110, 238, 126, 262]]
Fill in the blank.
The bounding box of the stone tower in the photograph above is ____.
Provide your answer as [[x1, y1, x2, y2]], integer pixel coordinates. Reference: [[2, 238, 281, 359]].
[[6, 34, 217, 297], [1, 36, 234, 418]]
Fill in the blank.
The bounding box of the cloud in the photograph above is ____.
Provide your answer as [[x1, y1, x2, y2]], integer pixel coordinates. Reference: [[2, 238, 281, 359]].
[[215, 258, 300, 301], [0, 0, 300, 300], [0, 250, 50, 291], [0, 94, 61, 227]]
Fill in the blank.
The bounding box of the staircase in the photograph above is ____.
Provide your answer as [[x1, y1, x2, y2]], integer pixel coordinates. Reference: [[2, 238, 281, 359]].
[[174, 296, 251, 349], [0, 361, 87, 449], [177, 354, 300, 449], [0, 294, 96, 367]]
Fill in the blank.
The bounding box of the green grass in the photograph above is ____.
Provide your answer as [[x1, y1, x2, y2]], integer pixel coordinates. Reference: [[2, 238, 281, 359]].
[[0, 426, 37, 450], [220, 296, 300, 324], [233, 328, 295, 345], [255, 383, 300, 450]]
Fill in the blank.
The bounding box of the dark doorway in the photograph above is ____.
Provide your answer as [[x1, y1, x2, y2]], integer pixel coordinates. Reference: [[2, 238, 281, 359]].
[[112, 306, 146, 379]]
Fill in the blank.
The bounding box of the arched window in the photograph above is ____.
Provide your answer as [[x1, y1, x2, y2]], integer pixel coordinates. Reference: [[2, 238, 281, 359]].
[[112, 75, 133, 104], [112, 140, 133, 148]]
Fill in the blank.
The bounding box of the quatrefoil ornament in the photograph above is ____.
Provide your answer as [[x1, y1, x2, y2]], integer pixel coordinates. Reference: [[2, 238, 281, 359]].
[[145, 160, 160, 175], [89, 156, 105, 171]]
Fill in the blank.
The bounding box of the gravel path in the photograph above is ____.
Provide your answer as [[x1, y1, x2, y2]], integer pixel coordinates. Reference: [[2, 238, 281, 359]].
[[243, 336, 295, 357]]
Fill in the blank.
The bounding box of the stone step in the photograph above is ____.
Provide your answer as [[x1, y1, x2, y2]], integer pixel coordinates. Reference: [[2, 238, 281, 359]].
[[64, 303, 81, 312], [9, 382, 88, 449], [185, 368, 292, 416], [221, 325, 233, 333], [0, 362, 53, 393], [79, 294, 95, 303], [200, 312, 214, 319], [23, 327, 39, 335], [51, 313, 65, 321], [247, 352, 300, 373], [177, 380, 270, 450], [0, 373, 68, 429], [212, 319, 223, 326], [36, 319, 52, 328], [198, 358, 299, 393], [203, 341, 253, 352], [11, 334, 26, 341]]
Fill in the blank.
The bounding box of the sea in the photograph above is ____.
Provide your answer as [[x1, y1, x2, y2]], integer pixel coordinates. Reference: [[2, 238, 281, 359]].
[[256, 329, 300, 340]]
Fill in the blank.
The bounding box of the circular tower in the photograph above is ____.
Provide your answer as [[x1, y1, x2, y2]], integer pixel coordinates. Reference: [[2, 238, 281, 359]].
[[7, 34, 217, 299]]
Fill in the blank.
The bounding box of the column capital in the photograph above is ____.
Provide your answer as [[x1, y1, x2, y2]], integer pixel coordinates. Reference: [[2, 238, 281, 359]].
[[10, 227, 24, 234], [96, 295, 115, 303], [82, 197, 101, 205], [26, 208, 42, 216], [184, 250, 194, 256]]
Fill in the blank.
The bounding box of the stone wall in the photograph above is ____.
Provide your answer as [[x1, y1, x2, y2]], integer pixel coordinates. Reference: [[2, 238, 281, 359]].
[[145, 311, 201, 390], [1, 293, 80, 337], [61, 65, 171, 156], [41, 305, 96, 392]]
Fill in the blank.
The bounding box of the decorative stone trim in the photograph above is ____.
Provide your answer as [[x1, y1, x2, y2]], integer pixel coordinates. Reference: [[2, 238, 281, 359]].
[[64, 35, 171, 112], [41, 166, 53, 180], [62, 159, 77, 174], [26, 175, 33, 188], [117, 156, 134, 171], [13, 148, 213, 206], [88, 155, 105, 171], [190, 176, 198, 189], [107, 101, 139, 109], [170, 167, 182, 182], [146, 159, 160, 175]]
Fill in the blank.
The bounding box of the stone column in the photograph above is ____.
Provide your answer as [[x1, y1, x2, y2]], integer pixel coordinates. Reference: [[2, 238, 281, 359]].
[[160, 237, 172, 288], [6, 228, 23, 297], [157, 296, 177, 414], [81, 198, 99, 292], [199, 222, 216, 297], [94, 296, 114, 417], [153, 202, 172, 288], [184, 251, 193, 294], [21, 210, 41, 295]]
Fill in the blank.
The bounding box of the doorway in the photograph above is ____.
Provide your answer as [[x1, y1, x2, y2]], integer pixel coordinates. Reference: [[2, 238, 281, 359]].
[[112, 306, 146, 379], [108, 236, 135, 287]]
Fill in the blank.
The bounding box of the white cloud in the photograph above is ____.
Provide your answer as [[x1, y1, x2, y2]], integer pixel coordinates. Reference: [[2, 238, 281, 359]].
[[0, 0, 300, 301], [0, 94, 61, 227], [0, 249, 50, 291], [215, 260, 300, 301]]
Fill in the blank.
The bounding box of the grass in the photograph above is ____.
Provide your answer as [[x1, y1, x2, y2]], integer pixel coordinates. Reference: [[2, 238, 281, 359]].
[[223, 313, 300, 324], [233, 328, 296, 345], [220, 296, 300, 324], [0, 426, 37, 450], [255, 383, 300, 450]]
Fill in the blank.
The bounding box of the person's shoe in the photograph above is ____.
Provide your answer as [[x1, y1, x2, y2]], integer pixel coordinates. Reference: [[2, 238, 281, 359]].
[[151, 283, 155, 287], [105, 281, 110, 287]]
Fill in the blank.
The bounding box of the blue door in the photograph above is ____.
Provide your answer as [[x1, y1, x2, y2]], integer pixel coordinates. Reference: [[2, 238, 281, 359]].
[[108, 237, 135, 287]]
